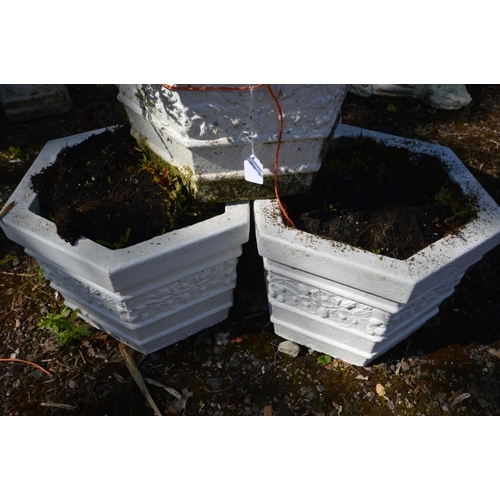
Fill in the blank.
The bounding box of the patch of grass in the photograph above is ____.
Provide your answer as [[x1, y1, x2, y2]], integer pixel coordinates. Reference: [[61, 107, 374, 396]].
[[0, 145, 31, 162]]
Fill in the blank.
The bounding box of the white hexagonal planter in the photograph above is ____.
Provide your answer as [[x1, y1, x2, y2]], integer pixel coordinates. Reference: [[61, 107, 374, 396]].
[[117, 84, 346, 202], [254, 124, 500, 366], [1, 128, 250, 354]]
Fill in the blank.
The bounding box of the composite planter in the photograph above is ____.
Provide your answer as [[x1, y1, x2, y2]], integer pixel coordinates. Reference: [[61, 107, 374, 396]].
[[117, 84, 346, 202], [1, 128, 250, 354], [254, 124, 500, 366]]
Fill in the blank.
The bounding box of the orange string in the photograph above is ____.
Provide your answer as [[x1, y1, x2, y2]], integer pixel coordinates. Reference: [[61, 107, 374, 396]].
[[162, 84, 265, 92], [0, 358, 51, 376], [264, 84, 296, 228], [161, 84, 295, 227]]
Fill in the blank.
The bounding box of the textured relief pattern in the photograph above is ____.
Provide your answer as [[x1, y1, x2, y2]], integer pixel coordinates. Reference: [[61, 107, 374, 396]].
[[389, 271, 466, 327], [40, 259, 238, 324], [130, 84, 346, 142], [40, 262, 129, 319], [267, 272, 388, 336], [124, 259, 238, 322]]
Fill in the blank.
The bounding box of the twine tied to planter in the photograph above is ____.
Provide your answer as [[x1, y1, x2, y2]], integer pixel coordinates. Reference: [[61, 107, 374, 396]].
[[162, 84, 296, 228]]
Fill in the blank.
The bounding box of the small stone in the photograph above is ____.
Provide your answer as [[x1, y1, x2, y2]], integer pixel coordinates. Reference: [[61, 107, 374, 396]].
[[206, 378, 223, 391], [263, 405, 273, 416], [215, 332, 230, 345], [477, 398, 490, 409], [229, 357, 240, 367], [307, 391, 316, 401], [28, 369, 43, 380], [278, 340, 301, 358]]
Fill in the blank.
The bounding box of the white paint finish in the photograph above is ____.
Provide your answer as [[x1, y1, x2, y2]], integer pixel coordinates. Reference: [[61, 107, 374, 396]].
[[0, 84, 72, 122], [349, 84, 472, 110], [254, 124, 500, 366], [117, 84, 346, 200], [1, 129, 250, 354]]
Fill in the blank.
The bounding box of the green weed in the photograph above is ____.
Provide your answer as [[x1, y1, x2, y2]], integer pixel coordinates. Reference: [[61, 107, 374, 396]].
[[317, 355, 333, 366], [37, 306, 92, 346], [0, 145, 31, 162], [97, 227, 131, 250], [434, 182, 478, 230]]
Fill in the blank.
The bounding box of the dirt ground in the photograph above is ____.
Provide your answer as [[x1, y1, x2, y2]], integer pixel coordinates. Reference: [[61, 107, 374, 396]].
[[1, 84, 500, 416]]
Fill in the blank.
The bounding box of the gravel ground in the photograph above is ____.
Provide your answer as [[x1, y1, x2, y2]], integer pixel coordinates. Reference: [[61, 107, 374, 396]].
[[1, 84, 500, 416]]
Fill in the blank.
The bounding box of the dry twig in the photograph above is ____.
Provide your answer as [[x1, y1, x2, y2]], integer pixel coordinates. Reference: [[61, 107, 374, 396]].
[[118, 343, 162, 416]]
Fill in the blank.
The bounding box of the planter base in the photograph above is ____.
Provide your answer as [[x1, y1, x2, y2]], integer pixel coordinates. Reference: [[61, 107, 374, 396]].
[[129, 123, 321, 203], [29, 248, 241, 354], [264, 258, 470, 366]]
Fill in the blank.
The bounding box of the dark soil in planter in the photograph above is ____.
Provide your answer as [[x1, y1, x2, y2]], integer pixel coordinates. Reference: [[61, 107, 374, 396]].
[[2, 84, 500, 417], [284, 136, 477, 260], [30, 124, 223, 248]]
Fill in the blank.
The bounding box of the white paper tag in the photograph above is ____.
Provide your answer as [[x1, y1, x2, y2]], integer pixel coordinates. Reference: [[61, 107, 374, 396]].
[[244, 154, 264, 185]]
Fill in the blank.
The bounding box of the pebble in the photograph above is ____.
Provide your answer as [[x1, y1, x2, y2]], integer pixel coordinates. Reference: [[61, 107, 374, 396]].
[[278, 340, 301, 358], [206, 377, 223, 391], [477, 398, 490, 408], [215, 332, 230, 345], [28, 370, 43, 380]]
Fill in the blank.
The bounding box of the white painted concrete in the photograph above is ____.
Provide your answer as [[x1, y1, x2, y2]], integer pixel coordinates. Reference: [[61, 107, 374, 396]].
[[254, 124, 500, 366], [117, 84, 346, 201], [0, 84, 72, 122], [1, 128, 250, 354], [349, 85, 472, 110]]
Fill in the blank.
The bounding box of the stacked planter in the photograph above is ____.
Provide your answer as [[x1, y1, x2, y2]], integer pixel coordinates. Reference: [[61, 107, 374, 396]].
[[1, 129, 250, 354], [254, 124, 500, 366], [117, 84, 347, 202]]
